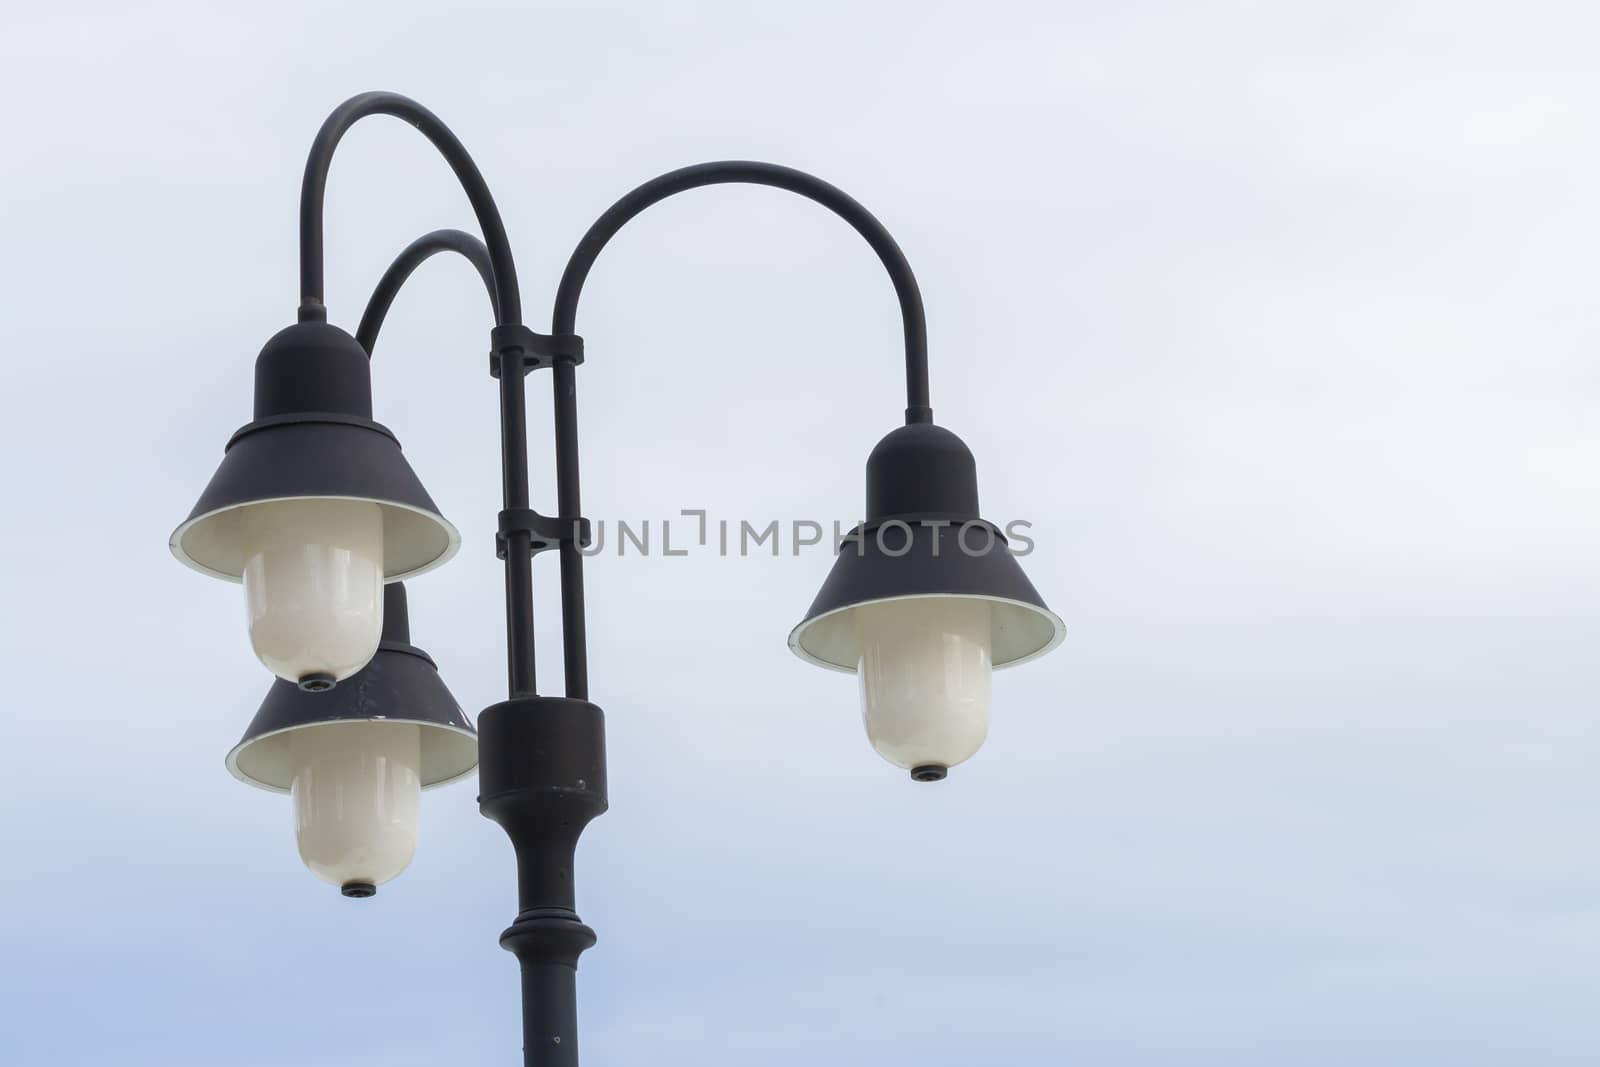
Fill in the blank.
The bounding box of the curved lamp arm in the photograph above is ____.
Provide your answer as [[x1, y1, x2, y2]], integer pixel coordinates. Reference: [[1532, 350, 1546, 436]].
[[546, 161, 935, 700], [355, 228, 499, 354], [350, 230, 499, 656], [298, 92, 538, 695], [551, 160, 931, 420], [298, 91, 523, 326]]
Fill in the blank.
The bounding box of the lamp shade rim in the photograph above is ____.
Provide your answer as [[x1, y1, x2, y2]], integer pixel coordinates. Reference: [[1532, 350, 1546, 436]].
[[169, 494, 462, 583], [172, 414, 456, 581], [225, 717, 479, 794], [788, 591, 1066, 674]]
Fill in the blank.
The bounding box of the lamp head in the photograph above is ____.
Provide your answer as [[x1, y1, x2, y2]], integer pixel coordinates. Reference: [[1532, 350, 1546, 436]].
[[789, 424, 1065, 778], [169, 323, 459, 686], [227, 584, 478, 896]]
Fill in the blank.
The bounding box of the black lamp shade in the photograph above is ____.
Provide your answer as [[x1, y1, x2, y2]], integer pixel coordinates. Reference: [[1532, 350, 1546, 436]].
[[169, 322, 459, 582], [226, 584, 477, 792], [789, 424, 1065, 672]]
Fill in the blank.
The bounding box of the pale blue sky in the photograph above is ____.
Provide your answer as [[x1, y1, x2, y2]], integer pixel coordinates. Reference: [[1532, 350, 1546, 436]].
[[2, 1, 1599, 1063]]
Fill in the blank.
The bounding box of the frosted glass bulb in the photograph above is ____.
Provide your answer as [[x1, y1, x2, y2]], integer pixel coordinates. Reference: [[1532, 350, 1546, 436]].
[[857, 598, 992, 773], [290, 722, 421, 892], [241, 498, 385, 687]]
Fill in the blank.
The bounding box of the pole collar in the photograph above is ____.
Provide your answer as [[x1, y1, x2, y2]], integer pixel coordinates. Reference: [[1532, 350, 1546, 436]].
[[496, 508, 592, 560], [489, 324, 585, 378]]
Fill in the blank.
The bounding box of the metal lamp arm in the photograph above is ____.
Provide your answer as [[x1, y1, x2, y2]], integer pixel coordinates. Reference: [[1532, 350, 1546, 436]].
[[355, 228, 499, 355], [544, 160, 934, 700], [298, 91, 523, 326], [297, 92, 538, 696], [551, 160, 932, 422]]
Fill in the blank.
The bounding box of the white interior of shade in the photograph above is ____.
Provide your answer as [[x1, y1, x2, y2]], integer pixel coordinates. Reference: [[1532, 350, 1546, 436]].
[[171, 495, 460, 583], [790, 593, 1065, 673], [228, 718, 479, 793]]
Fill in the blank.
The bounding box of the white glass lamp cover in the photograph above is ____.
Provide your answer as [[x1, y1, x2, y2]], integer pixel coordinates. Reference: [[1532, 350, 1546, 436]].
[[290, 722, 422, 890], [241, 498, 385, 686], [856, 597, 993, 772]]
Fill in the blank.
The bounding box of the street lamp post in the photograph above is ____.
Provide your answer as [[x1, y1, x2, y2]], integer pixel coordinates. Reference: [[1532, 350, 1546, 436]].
[[170, 91, 1065, 1066]]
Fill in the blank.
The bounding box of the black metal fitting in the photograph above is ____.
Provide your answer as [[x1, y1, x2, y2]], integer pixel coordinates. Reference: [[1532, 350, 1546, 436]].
[[341, 881, 376, 898], [495, 509, 592, 560], [489, 324, 585, 378], [477, 696, 607, 921], [911, 764, 948, 783], [866, 423, 980, 519], [255, 321, 375, 420], [298, 672, 336, 693]]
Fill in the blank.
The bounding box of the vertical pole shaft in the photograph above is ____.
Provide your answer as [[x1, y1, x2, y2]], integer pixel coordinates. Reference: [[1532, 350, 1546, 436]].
[[552, 360, 588, 699], [499, 361, 538, 697], [519, 962, 581, 1065]]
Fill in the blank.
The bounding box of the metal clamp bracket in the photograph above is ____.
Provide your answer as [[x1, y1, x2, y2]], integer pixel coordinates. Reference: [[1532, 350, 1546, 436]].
[[496, 508, 592, 559], [488, 324, 585, 378]]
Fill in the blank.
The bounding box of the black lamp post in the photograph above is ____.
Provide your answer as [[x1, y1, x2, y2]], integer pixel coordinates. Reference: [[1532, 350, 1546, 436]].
[[170, 91, 1064, 1066]]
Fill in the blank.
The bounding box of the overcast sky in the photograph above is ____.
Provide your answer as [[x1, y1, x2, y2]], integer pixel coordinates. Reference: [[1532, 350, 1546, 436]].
[[2, 1, 1598, 1064]]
